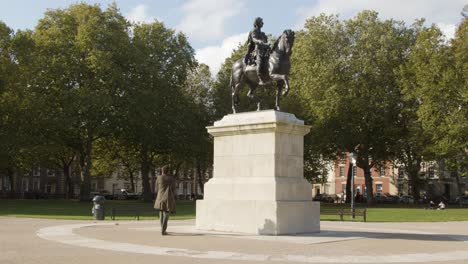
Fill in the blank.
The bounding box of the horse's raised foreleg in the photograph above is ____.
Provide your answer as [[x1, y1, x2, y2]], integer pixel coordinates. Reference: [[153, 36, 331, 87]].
[[270, 74, 290, 96], [275, 80, 284, 111]]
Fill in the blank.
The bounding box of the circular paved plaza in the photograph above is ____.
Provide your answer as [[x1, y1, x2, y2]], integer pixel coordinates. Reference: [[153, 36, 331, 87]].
[[1, 217, 468, 264]]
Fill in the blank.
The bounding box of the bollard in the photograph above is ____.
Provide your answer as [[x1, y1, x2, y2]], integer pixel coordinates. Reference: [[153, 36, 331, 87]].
[[92, 195, 106, 220]]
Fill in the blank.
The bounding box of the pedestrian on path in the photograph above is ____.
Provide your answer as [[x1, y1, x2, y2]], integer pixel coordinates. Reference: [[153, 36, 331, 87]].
[[154, 165, 177, 235]]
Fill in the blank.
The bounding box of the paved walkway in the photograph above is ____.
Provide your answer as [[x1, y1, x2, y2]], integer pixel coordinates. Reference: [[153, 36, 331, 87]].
[[1, 217, 468, 264]]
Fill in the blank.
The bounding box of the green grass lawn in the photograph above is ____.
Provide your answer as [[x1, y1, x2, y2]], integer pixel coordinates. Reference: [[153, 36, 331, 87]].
[[0, 199, 195, 220], [320, 203, 468, 222], [0, 199, 467, 222]]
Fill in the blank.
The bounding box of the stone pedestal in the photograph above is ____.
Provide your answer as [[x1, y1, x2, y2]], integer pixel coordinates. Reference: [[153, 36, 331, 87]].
[[196, 110, 320, 235]]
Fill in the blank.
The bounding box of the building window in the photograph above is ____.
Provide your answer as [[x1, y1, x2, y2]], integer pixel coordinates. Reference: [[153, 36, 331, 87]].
[[428, 167, 435, 178], [339, 153, 346, 161], [2, 176, 11, 191], [339, 166, 345, 177], [33, 167, 41, 177], [356, 186, 361, 194], [376, 184, 383, 194], [324, 184, 330, 194], [380, 167, 385, 177], [47, 169, 55, 177], [21, 178, 29, 192], [32, 178, 40, 191], [177, 182, 183, 195], [341, 183, 346, 193], [315, 188, 320, 196], [183, 182, 188, 195], [398, 168, 405, 178], [45, 184, 55, 194]]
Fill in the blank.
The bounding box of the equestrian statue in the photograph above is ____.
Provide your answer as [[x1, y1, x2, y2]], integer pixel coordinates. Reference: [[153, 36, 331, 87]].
[[231, 17, 295, 113]]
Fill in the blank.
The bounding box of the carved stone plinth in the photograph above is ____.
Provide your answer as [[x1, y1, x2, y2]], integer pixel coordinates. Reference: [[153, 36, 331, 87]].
[[196, 110, 320, 235]]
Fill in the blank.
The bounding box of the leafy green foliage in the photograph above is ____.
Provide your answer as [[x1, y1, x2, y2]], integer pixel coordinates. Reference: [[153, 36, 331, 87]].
[[290, 11, 415, 202]]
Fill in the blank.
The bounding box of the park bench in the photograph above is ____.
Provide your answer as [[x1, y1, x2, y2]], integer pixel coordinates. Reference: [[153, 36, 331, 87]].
[[320, 208, 367, 222], [110, 207, 157, 221]]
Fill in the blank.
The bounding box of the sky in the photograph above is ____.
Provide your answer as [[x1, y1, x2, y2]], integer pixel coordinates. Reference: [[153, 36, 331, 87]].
[[0, 0, 466, 76]]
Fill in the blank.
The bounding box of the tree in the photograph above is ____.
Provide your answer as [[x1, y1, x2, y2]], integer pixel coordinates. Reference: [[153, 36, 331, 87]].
[[119, 21, 196, 201], [403, 17, 467, 203], [291, 11, 414, 204], [0, 21, 19, 191], [0, 23, 43, 193], [31, 3, 132, 200], [397, 21, 457, 200], [93, 139, 140, 192], [183, 63, 214, 193]]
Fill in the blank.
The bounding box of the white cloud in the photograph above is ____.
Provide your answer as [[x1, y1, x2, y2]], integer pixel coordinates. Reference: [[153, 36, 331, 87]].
[[195, 32, 248, 77], [126, 4, 157, 24], [296, 0, 466, 39], [177, 0, 244, 42], [437, 23, 457, 40]]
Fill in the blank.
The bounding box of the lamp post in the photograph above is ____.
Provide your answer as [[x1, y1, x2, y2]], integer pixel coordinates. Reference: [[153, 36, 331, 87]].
[[348, 152, 357, 219]]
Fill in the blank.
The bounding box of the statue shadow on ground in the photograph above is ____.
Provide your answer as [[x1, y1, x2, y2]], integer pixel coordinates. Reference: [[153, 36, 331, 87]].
[[255, 219, 467, 241], [286, 230, 468, 242], [166, 230, 467, 242], [163, 220, 468, 242]]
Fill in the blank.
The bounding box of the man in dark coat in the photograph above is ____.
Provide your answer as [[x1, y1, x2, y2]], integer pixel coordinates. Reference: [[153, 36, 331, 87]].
[[245, 17, 270, 85], [154, 165, 176, 235]]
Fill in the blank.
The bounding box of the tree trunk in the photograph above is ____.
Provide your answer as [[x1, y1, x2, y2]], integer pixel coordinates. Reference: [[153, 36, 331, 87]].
[[129, 171, 135, 193], [408, 168, 421, 201], [79, 140, 92, 201], [406, 153, 422, 201], [453, 170, 463, 208], [363, 164, 374, 205], [7, 168, 15, 193], [128, 170, 135, 192], [62, 162, 74, 199], [140, 146, 153, 202], [150, 167, 156, 195], [345, 162, 352, 203]]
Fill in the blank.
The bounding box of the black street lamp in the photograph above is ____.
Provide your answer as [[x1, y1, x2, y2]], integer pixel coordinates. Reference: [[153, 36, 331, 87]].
[[348, 152, 357, 219]]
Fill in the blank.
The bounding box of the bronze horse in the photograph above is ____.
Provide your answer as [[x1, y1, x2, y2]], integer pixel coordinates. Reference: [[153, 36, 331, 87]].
[[230, 29, 295, 113]]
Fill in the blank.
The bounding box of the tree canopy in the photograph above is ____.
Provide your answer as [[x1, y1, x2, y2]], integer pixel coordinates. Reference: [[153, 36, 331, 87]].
[[0, 5, 466, 202]]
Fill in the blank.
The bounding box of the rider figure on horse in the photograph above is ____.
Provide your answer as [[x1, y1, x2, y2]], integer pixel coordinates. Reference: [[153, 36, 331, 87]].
[[245, 17, 270, 86]]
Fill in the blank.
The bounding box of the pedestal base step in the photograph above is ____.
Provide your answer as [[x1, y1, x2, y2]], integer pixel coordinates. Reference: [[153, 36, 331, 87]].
[[196, 200, 320, 235]]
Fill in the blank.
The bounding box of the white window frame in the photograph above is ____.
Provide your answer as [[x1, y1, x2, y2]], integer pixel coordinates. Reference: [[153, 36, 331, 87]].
[[339, 166, 345, 177], [376, 183, 383, 194], [47, 169, 55, 177]]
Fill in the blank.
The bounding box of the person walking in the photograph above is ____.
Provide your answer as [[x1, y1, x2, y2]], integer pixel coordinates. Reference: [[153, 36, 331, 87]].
[[154, 165, 176, 235]]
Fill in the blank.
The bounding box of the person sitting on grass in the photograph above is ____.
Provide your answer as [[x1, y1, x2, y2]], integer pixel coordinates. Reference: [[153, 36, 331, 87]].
[[426, 200, 435, 210], [438, 201, 446, 210]]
